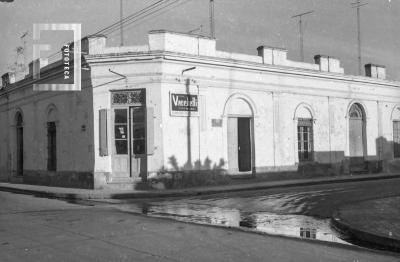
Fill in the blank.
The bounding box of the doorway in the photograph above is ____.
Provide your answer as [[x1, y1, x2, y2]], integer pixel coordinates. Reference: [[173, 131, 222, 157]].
[[238, 118, 252, 172], [349, 103, 366, 166], [228, 117, 252, 173], [112, 107, 147, 179], [130, 106, 147, 178], [47, 122, 57, 171], [16, 113, 23, 176]]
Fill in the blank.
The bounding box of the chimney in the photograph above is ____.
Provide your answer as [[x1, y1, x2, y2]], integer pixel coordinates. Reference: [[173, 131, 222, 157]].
[[28, 59, 40, 77], [1, 72, 16, 89], [365, 64, 386, 80], [314, 55, 344, 73], [81, 34, 107, 55], [257, 46, 288, 65], [148, 30, 216, 56]]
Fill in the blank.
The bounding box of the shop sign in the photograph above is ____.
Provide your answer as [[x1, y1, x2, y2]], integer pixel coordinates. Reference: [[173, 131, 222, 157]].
[[212, 119, 223, 127], [111, 89, 145, 106], [170, 93, 199, 116]]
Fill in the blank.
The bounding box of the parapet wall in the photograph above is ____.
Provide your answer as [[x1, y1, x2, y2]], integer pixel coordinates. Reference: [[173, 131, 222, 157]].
[[84, 30, 352, 75]]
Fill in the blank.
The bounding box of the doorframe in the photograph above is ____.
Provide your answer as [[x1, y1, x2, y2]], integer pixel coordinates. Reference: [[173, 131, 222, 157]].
[[128, 105, 147, 179], [110, 88, 146, 181], [237, 117, 252, 172], [15, 112, 24, 176], [347, 102, 367, 160], [226, 114, 255, 175]]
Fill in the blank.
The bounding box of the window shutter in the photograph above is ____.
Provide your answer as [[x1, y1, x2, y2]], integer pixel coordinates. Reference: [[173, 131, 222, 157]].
[[99, 109, 108, 156], [146, 107, 154, 155]]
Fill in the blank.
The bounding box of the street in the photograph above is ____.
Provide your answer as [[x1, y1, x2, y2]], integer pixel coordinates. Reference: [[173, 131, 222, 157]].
[[114, 177, 400, 246], [0, 178, 400, 261]]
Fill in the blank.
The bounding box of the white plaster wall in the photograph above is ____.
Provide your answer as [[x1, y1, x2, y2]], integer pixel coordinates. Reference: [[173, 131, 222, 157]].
[[328, 97, 348, 163], [0, 85, 94, 175], [90, 60, 164, 177], [160, 81, 201, 170], [156, 57, 400, 174]]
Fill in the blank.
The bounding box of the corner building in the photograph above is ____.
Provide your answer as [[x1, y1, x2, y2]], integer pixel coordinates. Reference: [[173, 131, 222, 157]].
[[0, 30, 399, 189]]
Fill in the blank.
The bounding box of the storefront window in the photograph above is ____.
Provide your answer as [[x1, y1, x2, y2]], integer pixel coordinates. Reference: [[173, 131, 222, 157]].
[[131, 107, 146, 156], [114, 109, 128, 155]]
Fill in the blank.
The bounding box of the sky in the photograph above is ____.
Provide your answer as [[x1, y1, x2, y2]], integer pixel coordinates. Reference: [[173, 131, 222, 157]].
[[0, 0, 399, 80]]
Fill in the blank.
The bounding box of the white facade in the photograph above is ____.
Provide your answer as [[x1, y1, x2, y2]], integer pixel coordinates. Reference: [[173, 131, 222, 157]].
[[1, 30, 399, 189]]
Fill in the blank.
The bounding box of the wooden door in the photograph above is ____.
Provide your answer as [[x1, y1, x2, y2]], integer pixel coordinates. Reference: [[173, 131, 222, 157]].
[[130, 107, 146, 179], [16, 113, 23, 176], [47, 122, 57, 171], [112, 108, 130, 177], [349, 104, 365, 165], [227, 118, 239, 171], [238, 117, 252, 172]]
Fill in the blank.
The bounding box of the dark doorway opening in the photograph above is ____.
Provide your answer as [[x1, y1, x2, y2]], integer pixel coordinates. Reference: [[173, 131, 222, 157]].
[[238, 117, 252, 172], [47, 122, 57, 171], [16, 113, 23, 176]]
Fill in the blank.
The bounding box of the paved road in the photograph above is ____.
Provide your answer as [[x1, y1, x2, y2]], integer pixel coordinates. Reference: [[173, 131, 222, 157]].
[[111, 177, 400, 247], [1, 190, 400, 261], [123, 177, 400, 217]]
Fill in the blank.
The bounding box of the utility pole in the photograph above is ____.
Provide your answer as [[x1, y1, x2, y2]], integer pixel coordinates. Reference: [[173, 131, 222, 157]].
[[209, 0, 215, 38], [120, 0, 124, 46], [351, 1, 368, 75], [182, 66, 196, 169], [292, 10, 314, 62]]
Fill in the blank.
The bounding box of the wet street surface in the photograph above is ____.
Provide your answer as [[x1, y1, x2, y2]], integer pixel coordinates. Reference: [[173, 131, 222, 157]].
[[3, 190, 400, 262], [114, 177, 400, 248]]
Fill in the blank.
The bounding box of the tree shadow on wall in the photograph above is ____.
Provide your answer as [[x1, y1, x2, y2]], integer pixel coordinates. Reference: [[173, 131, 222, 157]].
[[148, 156, 230, 190]]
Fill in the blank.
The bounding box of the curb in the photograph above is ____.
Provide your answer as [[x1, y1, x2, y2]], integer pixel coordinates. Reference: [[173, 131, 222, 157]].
[[331, 211, 400, 252], [0, 173, 399, 201]]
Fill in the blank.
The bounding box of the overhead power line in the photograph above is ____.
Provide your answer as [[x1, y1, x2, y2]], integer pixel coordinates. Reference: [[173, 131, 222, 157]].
[[45, 0, 193, 61], [46, 0, 170, 59], [94, 0, 168, 36], [120, 0, 124, 46], [104, 0, 195, 37]]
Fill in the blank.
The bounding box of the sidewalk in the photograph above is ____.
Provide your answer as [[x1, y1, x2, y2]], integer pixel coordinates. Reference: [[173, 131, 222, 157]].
[[0, 173, 399, 200], [332, 196, 400, 252]]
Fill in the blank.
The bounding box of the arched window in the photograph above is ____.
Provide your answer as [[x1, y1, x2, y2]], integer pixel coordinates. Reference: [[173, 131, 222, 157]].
[[349, 103, 364, 119], [295, 105, 314, 162]]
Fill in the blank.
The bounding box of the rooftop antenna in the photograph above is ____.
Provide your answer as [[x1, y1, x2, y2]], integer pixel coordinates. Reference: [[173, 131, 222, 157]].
[[120, 0, 124, 46], [351, 1, 368, 75], [210, 0, 215, 38], [20, 31, 28, 74], [291, 10, 314, 62]]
